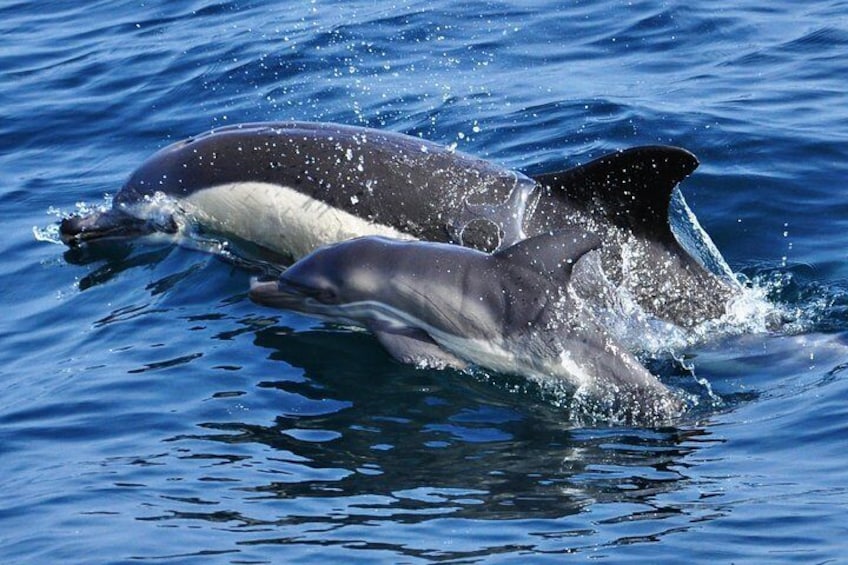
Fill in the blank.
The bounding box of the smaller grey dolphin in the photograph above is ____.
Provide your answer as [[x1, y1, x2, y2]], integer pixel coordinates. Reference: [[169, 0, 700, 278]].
[[250, 231, 684, 423]]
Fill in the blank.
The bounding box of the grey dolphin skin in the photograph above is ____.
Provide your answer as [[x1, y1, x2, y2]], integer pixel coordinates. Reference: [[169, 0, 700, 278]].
[[58, 121, 736, 328], [249, 231, 684, 424]]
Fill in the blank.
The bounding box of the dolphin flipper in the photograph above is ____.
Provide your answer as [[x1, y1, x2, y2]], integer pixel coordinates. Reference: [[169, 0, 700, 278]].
[[373, 329, 468, 370]]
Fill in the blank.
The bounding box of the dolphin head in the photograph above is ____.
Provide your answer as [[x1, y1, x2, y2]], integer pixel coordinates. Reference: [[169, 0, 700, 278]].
[[248, 235, 509, 339], [249, 237, 392, 319]]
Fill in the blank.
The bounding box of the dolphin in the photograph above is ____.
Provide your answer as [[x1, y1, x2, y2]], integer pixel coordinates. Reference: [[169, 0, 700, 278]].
[[59, 121, 535, 257], [249, 231, 685, 424], [58, 121, 737, 327]]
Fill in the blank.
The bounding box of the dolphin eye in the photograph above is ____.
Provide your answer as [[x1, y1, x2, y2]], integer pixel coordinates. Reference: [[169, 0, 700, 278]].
[[313, 286, 337, 303]]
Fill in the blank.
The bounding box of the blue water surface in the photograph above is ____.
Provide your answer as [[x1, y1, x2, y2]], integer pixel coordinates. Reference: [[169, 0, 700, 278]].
[[2, 0, 848, 562]]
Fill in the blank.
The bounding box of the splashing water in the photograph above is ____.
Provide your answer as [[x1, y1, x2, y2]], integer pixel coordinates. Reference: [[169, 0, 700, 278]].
[[33, 196, 115, 245]]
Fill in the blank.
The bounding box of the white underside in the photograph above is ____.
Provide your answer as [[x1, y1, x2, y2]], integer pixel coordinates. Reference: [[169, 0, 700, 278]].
[[307, 299, 593, 391], [183, 181, 414, 258]]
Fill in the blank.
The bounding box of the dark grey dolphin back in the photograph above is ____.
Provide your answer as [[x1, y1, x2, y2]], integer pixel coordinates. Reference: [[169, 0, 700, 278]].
[[117, 122, 531, 251]]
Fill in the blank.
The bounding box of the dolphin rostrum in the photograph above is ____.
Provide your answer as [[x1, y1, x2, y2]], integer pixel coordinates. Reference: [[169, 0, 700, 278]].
[[249, 230, 685, 424]]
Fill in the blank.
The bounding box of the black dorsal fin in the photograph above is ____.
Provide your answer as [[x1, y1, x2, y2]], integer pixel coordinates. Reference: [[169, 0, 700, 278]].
[[530, 146, 699, 243], [494, 228, 601, 279]]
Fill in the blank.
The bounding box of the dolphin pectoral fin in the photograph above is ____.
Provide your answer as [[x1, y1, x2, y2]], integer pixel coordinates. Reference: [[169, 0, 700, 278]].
[[373, 330, 468, 370], [529, 145, 698, 244], [560, 335, 685, 423]]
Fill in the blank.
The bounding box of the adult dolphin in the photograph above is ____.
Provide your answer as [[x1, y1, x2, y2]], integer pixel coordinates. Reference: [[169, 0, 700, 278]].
[[59, 121, 737, 327], [249, 230, 685, 424], [60, 122, 536, 256]]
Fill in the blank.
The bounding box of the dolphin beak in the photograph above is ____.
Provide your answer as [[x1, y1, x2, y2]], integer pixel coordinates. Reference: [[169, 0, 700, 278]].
[[59, 208, 172, 247], [249, 277, 286, 307], [249, 276, 311, 310]]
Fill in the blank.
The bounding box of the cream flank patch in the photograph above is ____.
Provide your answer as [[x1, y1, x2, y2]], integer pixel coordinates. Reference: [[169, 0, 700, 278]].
[[183, 181, 415, 259], [299, 297, 601, 393]]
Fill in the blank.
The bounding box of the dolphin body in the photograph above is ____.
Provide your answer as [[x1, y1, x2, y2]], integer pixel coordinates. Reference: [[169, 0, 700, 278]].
[[59, 121, 737, 327], [249, 230, 685, 424]]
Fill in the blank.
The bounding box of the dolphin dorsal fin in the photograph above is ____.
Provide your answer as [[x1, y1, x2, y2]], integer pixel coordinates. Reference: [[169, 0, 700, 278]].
[[530, 146, 698, 243], [494, 228, 601, 279]]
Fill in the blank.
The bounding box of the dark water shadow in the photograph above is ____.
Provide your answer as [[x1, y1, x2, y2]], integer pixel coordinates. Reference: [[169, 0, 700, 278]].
[[160, 322, 722, 537]]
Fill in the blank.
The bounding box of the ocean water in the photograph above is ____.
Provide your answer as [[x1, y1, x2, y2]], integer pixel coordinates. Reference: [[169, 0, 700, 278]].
[[3, 0, 848, 562]]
